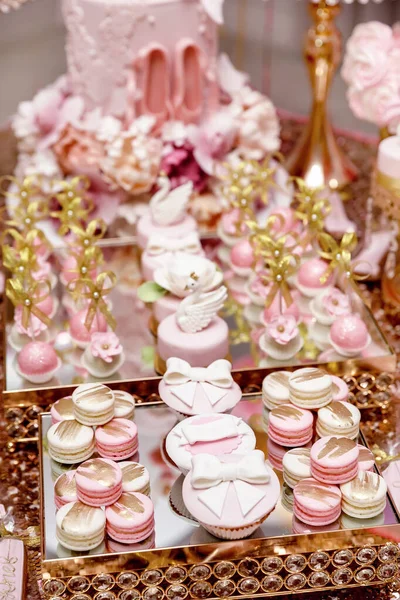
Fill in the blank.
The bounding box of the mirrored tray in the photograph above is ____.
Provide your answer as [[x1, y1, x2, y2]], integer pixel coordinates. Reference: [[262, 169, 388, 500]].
[[39, 397, 400, 598], [3, 239, 396, 415]]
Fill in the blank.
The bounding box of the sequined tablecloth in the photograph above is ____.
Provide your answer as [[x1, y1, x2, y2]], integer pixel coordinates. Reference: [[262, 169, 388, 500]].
[[0, 119, 399, 600]]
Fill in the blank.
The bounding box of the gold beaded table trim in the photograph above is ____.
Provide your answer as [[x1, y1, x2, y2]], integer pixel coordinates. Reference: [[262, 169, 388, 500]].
[[41, 542, 399, 599]]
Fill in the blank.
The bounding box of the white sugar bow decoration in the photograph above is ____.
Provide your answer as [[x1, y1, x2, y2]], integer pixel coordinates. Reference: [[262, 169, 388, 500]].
[[177, 415, 242, 445], [146, 232, 202, 256], [164, 358, 233, 407], [191, 451, 270, 518]]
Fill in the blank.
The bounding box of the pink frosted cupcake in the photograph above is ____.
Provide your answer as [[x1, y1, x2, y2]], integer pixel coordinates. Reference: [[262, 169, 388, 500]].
[[166, 414, 256, 475], [159, 357, 242, 417], [329, 314, 371, 357], [136, 179, 197, 251], [182, 450, 280, 539], [259, 315, 303, 361], [81, 332, 125, 378], [295, 258, 334, 298], [69, 309, 108, 349], [17, 341, 61, 384]]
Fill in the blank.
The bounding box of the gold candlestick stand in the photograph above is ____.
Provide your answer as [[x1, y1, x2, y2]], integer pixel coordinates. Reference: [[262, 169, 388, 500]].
[[286, 0, 358, 189]]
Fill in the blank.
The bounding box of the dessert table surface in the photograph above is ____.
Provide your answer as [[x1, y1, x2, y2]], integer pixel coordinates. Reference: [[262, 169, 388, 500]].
[[1, 116, 399, 600]]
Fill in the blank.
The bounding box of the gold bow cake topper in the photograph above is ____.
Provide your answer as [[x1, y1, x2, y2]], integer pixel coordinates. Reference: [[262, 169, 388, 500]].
[[2, 245, 39, 284], [317, 231, 369, 297], [69, 219, 106, 258], [6, 278, 51, 329], [52, 176, 94, 235], [291, 177, 331, 249], [70, 271, 117, 331]]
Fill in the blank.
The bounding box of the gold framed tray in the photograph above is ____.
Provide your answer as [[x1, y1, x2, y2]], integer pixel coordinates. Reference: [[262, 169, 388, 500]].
[[39, 396, 400, 599], [3, 239, 396, 445]]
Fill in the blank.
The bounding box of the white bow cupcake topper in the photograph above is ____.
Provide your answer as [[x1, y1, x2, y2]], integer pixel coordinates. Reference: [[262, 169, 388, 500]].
[[191, 451, 269, 518], [146, 232, 202, 256], [164, 358, 233, 407], [177, 415, 241, 446]]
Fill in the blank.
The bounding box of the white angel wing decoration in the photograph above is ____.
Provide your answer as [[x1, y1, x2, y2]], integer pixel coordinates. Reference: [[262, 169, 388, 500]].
[[177, 286, 228, 334], [150, 179, 193, 226]]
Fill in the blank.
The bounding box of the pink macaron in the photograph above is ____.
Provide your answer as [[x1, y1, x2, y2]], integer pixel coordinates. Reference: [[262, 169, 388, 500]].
[[329, 314, 371, 357], [75, 458, 123, 507], [310, 436, 359, 485], [268, 404, 313, 448], [296, 258, 334, 297], [106, 492, 155, 544], [267, 437, 288, 471], [95, 418, 138, 461], [331, 376, 349, 402], [358, 445, 375, 472], [293, 478, 342, 526], [54, 471, 77, 510], [51, 396, 74, 424], [17, 341, 60, 384]]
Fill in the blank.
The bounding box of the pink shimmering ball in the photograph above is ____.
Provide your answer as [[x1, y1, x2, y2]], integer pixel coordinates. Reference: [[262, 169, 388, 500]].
[[18, 341, 58, 376], [330, 314, 369, 351], [230, 240, 254, 269], [298, 258, 333, 289], [70, 309, 107, 345]]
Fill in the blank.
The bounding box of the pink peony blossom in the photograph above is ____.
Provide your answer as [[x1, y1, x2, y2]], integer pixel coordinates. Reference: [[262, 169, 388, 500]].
[[322, 289, 351, 318], [347, 77, 400, 128], [267, 315, 299, 345], [160, 142, 208, 192], [342, 22, 394, 91], [188, 112, 237, 175], [90, 332, 122, 363]]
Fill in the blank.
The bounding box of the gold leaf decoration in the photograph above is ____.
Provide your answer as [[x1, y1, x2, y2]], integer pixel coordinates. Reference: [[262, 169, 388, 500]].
[[317, 437, 356, 460]]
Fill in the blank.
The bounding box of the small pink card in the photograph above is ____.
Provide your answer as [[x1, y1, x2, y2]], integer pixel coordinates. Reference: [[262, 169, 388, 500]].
[[0, 538, 26, 600]]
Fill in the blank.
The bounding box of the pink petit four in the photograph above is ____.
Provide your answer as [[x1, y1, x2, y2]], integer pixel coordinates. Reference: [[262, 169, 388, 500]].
[[294, 478, 342, 526], [159, 357, 242, 416], [76, 458, 123, 507], [156, 279, 228, 372], [182, 451, 280, 539], [106, 492, 155, 544], [166, 413, 256, 475], [54, 470, 77, 510], [141, 231, 204, 282], [136, 178, 197, 250], [69, 309, 108, 349], [259, 315, 303, 361], [81, 332, 125, 378], [51, 396, 74, 424], [95, 418, 139, 461], [268, 404, 313, 448], [329, 314, 371, 357], [296, 258, 334, 298], [310, 436, 359, 485], [17, 341, 60, 384]]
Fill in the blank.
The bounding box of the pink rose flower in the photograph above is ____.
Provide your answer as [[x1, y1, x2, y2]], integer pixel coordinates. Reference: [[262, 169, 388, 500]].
[[160, 142, 208, 192], [342, 22, 394, 91], [347, 77, 400, 128], [267, 315, 299, 345], [90, 332, 122, 364], [188, 112, 237, 175], [322, 289, 351, 318]]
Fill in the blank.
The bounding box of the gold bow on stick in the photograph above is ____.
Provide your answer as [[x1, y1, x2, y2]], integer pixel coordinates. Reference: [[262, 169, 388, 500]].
[[245, 153, 284, 205], [69, 272, 116, 331], [2, 245, 38, 283], [0, 175, 48, 231], [291, 177, 331, 248], [0, 175, 43, 203], [262, 254, 300, 309], [317, 232, 369, 297], [6, 278, 51, 329], [69, 219, 107, 254], [67, 246, 101, 285], [52, 176, 94, 235], [2, 228, 52, 255]]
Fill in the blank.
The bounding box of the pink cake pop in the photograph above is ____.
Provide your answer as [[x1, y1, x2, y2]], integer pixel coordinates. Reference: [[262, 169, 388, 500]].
[[329, 314, 371, 357], [69, 309, 108, 349], [60, 255, 97, 286], [260, 291, 301, 324], [229, 239, 254, 277], [296, 258, 334, 297], [17, 341, 61, 384]]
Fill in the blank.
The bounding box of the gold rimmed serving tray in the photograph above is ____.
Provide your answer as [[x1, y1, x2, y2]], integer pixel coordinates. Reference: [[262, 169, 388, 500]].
[[4, 238, 396, 445], [39, 397, 400, 599]]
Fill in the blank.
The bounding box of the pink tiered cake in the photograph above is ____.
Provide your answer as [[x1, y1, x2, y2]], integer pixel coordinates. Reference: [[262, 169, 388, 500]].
[[62, 0, 219, 125]]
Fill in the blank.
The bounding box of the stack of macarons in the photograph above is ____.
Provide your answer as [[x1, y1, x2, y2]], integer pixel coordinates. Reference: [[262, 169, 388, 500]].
[[47, 383, 138, 464], [291, 435, 386, 527], [54, 456, 153, 551]]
